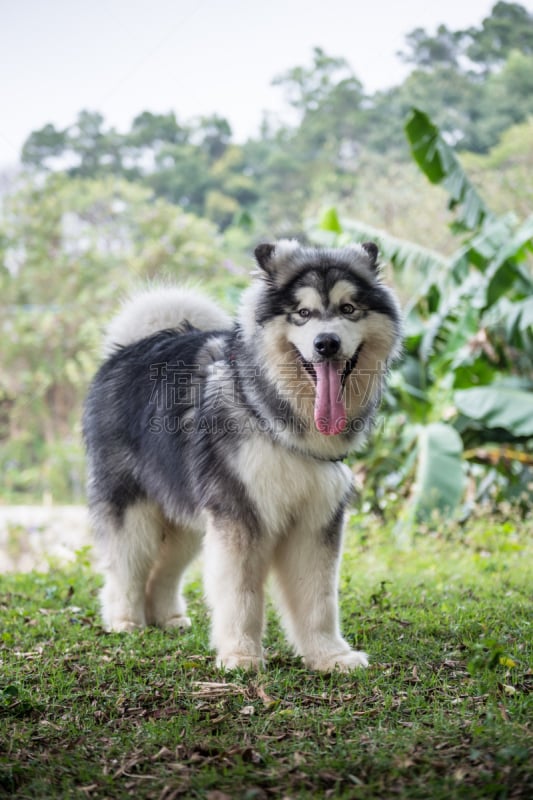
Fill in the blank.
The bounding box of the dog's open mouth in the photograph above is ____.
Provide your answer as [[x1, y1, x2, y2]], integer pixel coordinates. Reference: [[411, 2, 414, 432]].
[[301, 344, 363, 386], [298, 343, 364, 436]]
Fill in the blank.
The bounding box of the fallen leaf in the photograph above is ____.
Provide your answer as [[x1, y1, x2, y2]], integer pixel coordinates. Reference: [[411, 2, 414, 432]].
[[191, 681, 242, 698], [255, 684, 276, 707], [500, 683, 518, 696], [499, 656, 517, 668], [498, 703, 510, 722]]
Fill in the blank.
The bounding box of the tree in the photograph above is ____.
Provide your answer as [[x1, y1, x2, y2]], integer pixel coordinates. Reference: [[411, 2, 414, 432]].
[[392, 66, 478, 147], [462, 120, 533, 221], [476, 51, 533, 143], [272, 47, 358, 116], [129, 111, 187, 148], [21, 110, 124, 177], [16, 3, 533, 235], [0, 175, 224, 500], [393, 3, 533, 152], [193, 114, 232, 161], [465, 1, 533, 71], [398, 24, 463, 68], [399, 3, 533, 74], [20, 123, 68, 170]]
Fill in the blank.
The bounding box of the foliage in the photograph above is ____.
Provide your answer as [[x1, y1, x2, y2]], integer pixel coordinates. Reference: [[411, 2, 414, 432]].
[[0, 176, 241, 502], [20, 111, 258, 230], [2, 4, 533, 512], [0, 516, 531, 798], [318, 109, 533, 522], [465, 0, 533, 68], [2, 115, 532, 512], [399, 1, 533, 70], [17, 5, 533, 232], [461, 120, 533, 220]]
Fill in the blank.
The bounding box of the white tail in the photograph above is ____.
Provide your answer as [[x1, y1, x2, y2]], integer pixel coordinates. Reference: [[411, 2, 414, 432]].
[[103, 286, 233, 357]]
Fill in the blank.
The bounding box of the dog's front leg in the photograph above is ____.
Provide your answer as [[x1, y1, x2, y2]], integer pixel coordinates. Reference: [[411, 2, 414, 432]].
[[272, 509, 368, 672], [203, 516, 267, 670]]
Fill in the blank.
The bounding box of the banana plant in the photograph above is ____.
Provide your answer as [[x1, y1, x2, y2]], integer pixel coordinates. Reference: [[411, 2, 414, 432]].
[[314, 108, 533, 521]]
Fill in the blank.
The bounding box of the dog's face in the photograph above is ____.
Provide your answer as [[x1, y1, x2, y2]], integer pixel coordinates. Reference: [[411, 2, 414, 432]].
[[284, 275, 371, 363], [241, 240, 402, 438]]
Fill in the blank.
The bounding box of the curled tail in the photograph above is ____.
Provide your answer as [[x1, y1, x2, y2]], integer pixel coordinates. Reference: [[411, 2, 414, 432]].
[[102, 286, 233, 358]]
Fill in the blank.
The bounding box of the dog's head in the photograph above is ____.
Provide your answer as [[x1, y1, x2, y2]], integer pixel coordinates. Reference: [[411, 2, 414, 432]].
[[240, 239, 402, 440]]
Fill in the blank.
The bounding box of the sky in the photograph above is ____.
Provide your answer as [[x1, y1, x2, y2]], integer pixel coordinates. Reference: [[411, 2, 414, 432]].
[[2, 0, 532, 169]]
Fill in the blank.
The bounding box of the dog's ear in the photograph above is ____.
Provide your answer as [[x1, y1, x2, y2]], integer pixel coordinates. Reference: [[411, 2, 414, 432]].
[[254, 242, 277, 274], [254, 239, 301, 280], [361, 241, 379, 270]]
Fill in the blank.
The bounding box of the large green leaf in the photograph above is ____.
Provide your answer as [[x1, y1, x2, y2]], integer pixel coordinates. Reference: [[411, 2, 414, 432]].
[[455, 387, 533, 437], [503, 296, 533, 349], [410, 422, 464, 521], [485, 215, 533, 306], [466, 214, 517, 271], [418, 272, 484, 364], [318, 207, 343, 234], [405, 108, 492, 231], [404, 109, 448, 183]]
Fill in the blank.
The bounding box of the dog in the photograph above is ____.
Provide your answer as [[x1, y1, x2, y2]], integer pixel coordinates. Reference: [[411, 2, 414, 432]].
[[83, 240, 402, 671]]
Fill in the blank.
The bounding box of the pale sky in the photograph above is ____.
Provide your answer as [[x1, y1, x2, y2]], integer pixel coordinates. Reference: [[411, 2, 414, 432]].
[[2, 0, 531, 168]]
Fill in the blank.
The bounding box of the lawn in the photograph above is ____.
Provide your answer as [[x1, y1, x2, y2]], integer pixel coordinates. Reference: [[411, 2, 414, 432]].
[[0, 513, 531, 799]]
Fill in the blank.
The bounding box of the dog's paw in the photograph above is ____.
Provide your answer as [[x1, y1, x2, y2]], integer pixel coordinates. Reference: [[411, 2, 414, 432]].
[[334, 650, 369, 671], [105, 619, 145, 633], [160, 614, 192, 631], [217, 653, 263, 671], [307, 650, 369, 672]]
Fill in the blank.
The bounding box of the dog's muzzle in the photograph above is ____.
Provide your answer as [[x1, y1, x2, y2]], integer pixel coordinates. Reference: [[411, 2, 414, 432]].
[[313, 333, 341, 359]]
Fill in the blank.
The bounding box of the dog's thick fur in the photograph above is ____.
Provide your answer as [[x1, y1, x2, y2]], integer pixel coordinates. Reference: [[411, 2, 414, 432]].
[[83, 240, 402, 671]]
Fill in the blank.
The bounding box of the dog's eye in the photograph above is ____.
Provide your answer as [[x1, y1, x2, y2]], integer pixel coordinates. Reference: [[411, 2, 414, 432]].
[[341, 303, 356, 315], [298, 308, 311, 319]]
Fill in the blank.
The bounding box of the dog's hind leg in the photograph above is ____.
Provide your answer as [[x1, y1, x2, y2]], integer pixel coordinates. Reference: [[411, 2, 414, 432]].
[[145, 525, 201, 630], [272, 511, 369, 672], [95, 502, 162, 632]]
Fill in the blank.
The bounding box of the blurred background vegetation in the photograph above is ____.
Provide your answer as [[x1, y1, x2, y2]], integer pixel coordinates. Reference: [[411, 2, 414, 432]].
[[0, 1, 531, 523]]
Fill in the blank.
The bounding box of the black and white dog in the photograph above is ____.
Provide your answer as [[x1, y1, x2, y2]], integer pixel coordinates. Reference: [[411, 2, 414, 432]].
[[83, 240, 402, 670]]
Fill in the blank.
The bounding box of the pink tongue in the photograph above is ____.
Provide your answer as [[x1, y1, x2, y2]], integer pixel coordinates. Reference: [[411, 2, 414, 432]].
[[313, 361, 347, 436]]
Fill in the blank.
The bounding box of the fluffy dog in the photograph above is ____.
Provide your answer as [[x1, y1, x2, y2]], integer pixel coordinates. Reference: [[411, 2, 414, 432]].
[[83, 240, 402, 670]]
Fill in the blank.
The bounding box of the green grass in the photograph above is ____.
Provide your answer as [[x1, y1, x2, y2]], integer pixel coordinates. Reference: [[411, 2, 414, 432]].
[[1, 515, 531, 799]]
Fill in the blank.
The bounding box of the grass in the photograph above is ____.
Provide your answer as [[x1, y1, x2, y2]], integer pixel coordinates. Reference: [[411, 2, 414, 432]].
[[0, 514, 531, 799]]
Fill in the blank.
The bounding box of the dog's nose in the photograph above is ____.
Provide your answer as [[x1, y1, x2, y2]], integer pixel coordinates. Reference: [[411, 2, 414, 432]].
[[314, 333, 341, 358]]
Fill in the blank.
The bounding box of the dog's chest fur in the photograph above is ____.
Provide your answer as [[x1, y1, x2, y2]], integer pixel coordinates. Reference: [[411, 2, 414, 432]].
[[231, 434, 353, 536]]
